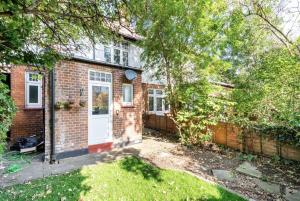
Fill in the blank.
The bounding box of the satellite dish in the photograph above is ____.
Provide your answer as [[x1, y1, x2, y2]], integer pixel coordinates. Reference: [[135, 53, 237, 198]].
[[125, 70, 137, 81]]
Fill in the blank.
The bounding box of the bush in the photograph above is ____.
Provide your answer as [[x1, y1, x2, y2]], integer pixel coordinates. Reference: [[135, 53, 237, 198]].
[[231, 49, 300, 146], [173, 80, 233, 145], [0, 74, 16, 154]]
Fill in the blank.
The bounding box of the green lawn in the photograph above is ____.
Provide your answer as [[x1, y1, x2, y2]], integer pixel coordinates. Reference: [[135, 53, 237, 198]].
[[0, 156, 245, 201]]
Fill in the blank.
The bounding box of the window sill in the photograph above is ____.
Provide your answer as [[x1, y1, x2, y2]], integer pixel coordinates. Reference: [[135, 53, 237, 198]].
[[147, 111, 170, 116], [122, 105, 135, 108]]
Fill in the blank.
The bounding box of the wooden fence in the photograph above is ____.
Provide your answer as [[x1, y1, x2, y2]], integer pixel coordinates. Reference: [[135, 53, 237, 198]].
[[143, 114, 300, 161]]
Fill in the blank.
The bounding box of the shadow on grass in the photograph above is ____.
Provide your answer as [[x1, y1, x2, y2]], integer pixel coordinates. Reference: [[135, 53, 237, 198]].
[[120, 156, 163, 182]]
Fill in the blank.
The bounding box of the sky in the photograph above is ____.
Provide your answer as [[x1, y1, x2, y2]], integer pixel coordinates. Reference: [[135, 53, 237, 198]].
[[279, 0, 300, 39]]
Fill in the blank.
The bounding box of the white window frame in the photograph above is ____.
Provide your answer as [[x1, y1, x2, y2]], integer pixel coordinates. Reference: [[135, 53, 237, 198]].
[[89, 70, 112, 83], [104, 46, 111, 63], [103, 41, 129, 67], [25, 72, 42, 108], [148, 89, 170, 115], [122, 84, 133, 106], [148, 89, 155, 112]]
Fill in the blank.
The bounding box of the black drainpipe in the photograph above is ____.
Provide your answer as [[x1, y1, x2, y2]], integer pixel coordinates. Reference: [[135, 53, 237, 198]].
[[50, 69, 56, 163]]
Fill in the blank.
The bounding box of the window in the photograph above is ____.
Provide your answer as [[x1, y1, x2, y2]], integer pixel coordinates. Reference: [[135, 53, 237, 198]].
[[122, 42, 129, 67], [122, 84, 133, 106], [104, 41, 129, 66], [114, 49, 121, 64], [147, 89, 170, 115], [148, 96, 154, 111], [89, 71, 111, 83], [25, 72, 42, 108], [104, 46, 111, 63], [156, 90, 163, 95], [123, 51, 128, 66], [148, 89, 154, 111], [92, 86, 109, 115], [122, 42, 129, 50], [156, 97, 163, 111], [164, 98, 169, 111]]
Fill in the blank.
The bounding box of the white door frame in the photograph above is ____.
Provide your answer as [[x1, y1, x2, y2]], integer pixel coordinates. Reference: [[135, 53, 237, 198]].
[[88, 69, 113, 145]]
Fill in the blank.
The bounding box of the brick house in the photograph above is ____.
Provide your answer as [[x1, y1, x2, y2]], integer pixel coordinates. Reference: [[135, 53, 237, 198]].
[[7, 31, 144, 161]]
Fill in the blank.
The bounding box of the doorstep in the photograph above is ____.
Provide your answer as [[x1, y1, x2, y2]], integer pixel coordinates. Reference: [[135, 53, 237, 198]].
[[88, 142, 113, 153]]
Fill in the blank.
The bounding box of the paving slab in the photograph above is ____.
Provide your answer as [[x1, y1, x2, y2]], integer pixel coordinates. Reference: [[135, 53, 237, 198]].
[[212, 169, 235, 181], [236, 161, 262, 178], [253, 178, 280, 194], [285, 188, 300, 201], [0, 161, 45, 187]]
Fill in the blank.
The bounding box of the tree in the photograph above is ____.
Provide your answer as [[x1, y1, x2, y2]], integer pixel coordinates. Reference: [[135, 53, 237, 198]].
[[134, 0, 300, 146], [133, 0, 235, 144], [240, 0, 300, 56], [228, 1, 300, 146], [231, 48, 300, 146], [0, 0, 134, 69]]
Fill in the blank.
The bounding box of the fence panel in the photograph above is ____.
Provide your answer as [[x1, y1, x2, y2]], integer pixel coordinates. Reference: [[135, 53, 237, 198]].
[[143, 114, 300, 161]]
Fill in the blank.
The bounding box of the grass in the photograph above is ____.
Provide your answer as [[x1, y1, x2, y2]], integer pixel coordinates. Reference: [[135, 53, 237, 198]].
[[0, 156, 245, 201]]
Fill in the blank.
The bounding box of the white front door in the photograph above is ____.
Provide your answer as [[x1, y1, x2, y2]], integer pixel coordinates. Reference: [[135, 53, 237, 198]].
[[88, 71, 112, 145]]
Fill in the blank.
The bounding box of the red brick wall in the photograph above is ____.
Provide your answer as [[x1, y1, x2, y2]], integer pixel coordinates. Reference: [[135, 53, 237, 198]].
[[45, 60, 143, 156], [10, 66, 44, 142]]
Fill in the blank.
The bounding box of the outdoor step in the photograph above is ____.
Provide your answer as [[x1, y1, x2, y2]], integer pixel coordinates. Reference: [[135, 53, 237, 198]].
[[236, 161, 262, 178], [253, 178, 280, 194], [212, 169, 235, 181], [285, 188, 300, 201]]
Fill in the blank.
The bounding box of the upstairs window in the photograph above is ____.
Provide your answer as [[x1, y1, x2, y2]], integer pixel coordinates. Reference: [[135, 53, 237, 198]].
[[114, 49, 121, 64], [122, 84, 133, 106], [25, 72, 42, 108], [104, 46, 111, 63], [122, 42, 129, 67], [104, 41, 129, 66], [148, 89, 169, 115], [123, 51, 128, 67]]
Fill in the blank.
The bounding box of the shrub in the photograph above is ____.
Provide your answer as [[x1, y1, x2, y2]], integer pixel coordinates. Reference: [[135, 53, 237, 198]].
[[173, 80, 233, 145], [0, 74, 16, 154]]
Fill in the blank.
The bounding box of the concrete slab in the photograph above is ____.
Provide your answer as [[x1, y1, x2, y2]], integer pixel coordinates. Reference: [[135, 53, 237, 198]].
[[212, 169, 235, 181], [236, 162, 262, 178], [253, 178, 280, 194], [285, 189, 300, 201], [0, 161, 45, 187]]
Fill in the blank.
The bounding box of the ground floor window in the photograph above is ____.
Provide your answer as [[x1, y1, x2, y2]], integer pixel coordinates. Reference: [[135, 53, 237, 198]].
[[122, 84, 133, 106], [148, 89, 169, 115], [25, 72, 42, 108]]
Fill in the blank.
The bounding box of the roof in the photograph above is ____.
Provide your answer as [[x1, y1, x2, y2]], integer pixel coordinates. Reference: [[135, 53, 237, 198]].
[[118, 26, 143, 41], [105, 20, 143, 41]]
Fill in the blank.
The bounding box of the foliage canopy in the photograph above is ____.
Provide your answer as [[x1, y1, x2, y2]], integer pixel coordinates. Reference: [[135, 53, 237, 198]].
[[134, 0, 300, 145]]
